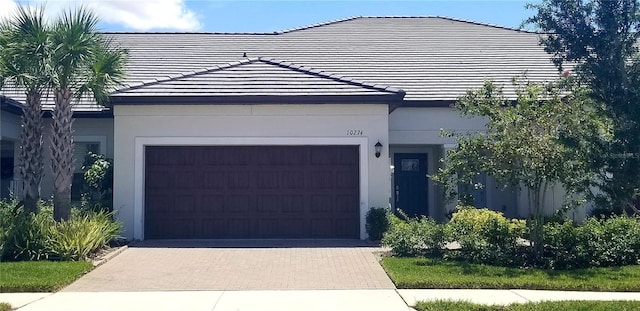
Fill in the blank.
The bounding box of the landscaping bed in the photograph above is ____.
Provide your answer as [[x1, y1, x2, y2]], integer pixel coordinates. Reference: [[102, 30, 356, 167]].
[[382, 257, 640, 291], [415, 300, 640, 311], [0, 261, 92, 292]]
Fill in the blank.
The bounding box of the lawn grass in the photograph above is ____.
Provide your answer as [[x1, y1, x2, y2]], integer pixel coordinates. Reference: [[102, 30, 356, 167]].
[[0, 303, 10, 311], [0, 261, 92, 292], [382, 257, 640, 291], [415, 300, 640, 311]]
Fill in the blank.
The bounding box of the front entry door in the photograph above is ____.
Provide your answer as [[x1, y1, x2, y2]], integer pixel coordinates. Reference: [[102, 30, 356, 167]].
[[394, 153, 428, 217]]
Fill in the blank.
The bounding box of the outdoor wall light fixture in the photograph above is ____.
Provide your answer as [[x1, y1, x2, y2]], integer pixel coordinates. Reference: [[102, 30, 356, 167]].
[[374, 141, 383, 158]]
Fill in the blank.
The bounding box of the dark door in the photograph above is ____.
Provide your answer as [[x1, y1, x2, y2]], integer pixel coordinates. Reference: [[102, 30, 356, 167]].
[[145, 145, 360, 239], [394, 153, 428, 217]]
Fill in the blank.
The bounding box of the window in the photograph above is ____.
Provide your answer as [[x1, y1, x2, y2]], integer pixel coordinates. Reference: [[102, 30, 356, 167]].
[[71, 142, 100, 202]]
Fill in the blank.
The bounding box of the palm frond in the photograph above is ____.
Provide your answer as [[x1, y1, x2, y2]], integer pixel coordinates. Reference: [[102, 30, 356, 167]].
[[0, 4, 52, 92], [82, 40, 128, 105], [50, 6, 101, 89]]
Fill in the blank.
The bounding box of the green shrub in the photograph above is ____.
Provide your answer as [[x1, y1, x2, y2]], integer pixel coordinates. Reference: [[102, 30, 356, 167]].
[[382, 215, 448, 257], [81, 152, 114, 212], [366, 206, 390, 241], [544, 216, 640, 269], [0, 200, 13, 257], [1, 204, 53, 261], [0, 201, 122, 262], [47, 210, 122, 261], [447, 207, 527, 266]]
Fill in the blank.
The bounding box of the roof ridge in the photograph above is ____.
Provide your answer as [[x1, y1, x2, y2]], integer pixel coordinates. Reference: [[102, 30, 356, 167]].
[[113, 57, 405, 96], [114, 58, 260, 93], [277, 16, 363, 34], [360, 16, 540, 34], [102, 16, 540, 36], [102, 16, 365, 36], [256, 57, 405, 95]]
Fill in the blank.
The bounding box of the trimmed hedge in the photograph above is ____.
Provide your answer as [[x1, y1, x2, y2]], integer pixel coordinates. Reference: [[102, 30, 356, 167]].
[[544, 216, 640, 269], [448, 207, 527, 266], [382, 215, 448, 257], [382, 206, 640, 269]]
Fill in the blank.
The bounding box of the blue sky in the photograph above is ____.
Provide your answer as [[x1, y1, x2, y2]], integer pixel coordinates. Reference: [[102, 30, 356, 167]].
[[4, 1, 542, 32], [185, 1, 540, 33]]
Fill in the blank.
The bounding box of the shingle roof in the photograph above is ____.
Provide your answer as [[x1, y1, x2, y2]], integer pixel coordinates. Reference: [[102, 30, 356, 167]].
[[112, 57, 404, 98], [1, 16, 562, 112]]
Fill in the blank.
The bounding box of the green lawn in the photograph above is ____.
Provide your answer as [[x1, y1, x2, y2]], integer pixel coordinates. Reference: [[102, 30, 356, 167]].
[[382, 257, 640, 291], [415, 300, 640, 311], [0, 261, 92, 292]]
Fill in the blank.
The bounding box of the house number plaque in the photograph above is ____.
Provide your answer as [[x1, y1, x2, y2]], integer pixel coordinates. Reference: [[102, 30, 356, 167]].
[[346, 129, 364, 136]]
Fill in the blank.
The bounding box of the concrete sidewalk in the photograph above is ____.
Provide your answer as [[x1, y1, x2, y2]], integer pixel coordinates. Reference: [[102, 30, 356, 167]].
[[1, 290, 409, 311], [3, 289, 640, 311]]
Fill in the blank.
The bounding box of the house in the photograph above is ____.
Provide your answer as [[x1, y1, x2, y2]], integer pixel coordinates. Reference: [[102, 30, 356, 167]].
[[0, 16, 579, 240]]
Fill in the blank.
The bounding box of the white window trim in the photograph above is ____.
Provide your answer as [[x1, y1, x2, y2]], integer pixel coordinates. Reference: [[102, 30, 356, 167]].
[[133, 136, 370, 240]]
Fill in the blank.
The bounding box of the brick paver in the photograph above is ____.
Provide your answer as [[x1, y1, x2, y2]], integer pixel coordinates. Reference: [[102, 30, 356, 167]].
[[62, 240, 395, 291]]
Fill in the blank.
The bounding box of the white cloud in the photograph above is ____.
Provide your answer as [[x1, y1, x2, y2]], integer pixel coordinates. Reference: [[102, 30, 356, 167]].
[[13, 0, 202, 31], [0, 0, 18, 20], [86, 0, 202, 31]]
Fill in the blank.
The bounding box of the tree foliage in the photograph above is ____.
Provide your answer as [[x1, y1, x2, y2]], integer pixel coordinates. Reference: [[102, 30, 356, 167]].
[[433, 78, 611, 259], [526, 0, 640, 213], [1, 5, 127, 220]]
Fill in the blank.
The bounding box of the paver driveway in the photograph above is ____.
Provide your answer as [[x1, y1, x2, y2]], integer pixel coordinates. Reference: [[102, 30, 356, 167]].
[[63, 240, 395, 291]]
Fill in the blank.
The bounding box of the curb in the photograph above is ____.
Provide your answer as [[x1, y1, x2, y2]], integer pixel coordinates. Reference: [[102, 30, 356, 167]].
[[91, 245, 128, 268]]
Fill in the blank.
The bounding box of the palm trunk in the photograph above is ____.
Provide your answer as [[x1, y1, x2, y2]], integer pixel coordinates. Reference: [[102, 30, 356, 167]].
[[51, 88, 74, 221], [19, 90, 44, 214]]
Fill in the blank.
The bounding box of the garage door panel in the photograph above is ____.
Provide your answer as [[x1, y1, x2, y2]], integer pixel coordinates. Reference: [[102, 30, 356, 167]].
[[228, 171, 251, 189], [146, 195, 171, 212], [335, 195, 359, 214], [282, 171, 305, 189], [282, 196, 304, 213], [283, 148, 307, 165], [256, 172, 280, 189], [146, 171, 172, 189], [338, 148, 359, 164], [310, 219, 334, 238], [228, 219, 251, 238], [310, 195, 332, 213], [309, 171, 335, 189], [256, 219, 279, 237], [256, 195, 280, 213], [201, 219, 228, 236], [226, 147, 251, 165], [280, 218, 306, 237], [173, 195, 196, 213], [201, 195, 225, 212], [333, 218, 360, 238], [204, 172, 226, 189], [226, 195, 251, 212], [174, 171, 201, 189], [145, 145, 359, 239], [148, 219, 196, 239], [336, 171, 359, 188]]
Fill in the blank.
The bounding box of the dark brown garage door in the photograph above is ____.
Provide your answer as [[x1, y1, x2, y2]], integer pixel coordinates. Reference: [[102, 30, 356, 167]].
[[145, 145, 360, 239]]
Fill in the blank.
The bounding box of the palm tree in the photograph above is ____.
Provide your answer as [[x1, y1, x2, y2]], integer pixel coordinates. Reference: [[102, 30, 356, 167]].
[[48, 7, 126, 220], [0, 6, 50, 213]]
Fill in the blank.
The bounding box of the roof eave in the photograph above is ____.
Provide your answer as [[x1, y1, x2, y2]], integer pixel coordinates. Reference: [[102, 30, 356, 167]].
[[110, 94, 405, 105]]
